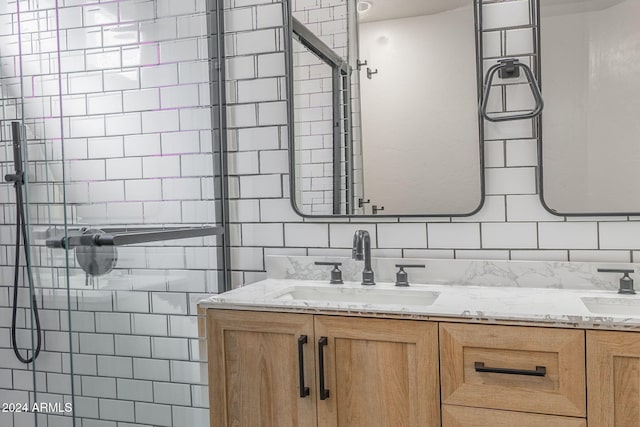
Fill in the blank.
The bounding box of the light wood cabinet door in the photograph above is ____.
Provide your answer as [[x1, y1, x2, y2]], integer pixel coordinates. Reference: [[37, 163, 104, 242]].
[[315, 316, 440, 427], [207, 310, 317, 427], [442, 405, 586, 427], [440, 323, 586, 417], [587, 330, 640, 427]]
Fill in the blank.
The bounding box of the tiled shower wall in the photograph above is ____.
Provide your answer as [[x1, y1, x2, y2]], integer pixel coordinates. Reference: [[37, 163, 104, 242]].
[[0, 0, 220, 426], [224, 0, 640, 288]]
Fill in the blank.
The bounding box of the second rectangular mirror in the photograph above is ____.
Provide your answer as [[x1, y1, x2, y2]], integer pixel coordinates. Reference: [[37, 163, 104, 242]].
[[540, 0, 640, 215], [288, 0, 484, 217]]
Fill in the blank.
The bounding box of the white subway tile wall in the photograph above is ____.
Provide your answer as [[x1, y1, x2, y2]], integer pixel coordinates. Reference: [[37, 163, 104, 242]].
[[1, 0, 639, 425], [222, 0, 639, 290], [0, 0, 218, 426]]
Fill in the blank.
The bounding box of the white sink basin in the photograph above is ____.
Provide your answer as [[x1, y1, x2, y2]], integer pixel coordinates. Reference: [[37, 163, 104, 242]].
[[272, 285, 440, 306], [581, 297, 640, 316]]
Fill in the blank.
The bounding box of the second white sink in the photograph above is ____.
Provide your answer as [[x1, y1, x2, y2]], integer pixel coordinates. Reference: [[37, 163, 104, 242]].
[[581, 297, 640, 316], [272, 285, 439, 306]]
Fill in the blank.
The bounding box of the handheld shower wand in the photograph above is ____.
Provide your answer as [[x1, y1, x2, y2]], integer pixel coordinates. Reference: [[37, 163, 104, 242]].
[[5, 121, 41, 364]]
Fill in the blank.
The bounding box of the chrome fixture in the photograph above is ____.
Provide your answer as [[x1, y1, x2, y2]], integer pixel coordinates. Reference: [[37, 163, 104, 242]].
[[366, 67, 378, 79], [352, 230, 375, 285], [598, 268, 636, 295], [46, 225, 223, 249], [46, 226, 224, 277], [395, 264, 426, 287], [314, 261, 344, 284]]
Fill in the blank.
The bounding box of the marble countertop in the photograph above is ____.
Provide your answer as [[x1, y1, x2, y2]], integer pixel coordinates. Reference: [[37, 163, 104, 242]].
[[198, 279, 640, 331]]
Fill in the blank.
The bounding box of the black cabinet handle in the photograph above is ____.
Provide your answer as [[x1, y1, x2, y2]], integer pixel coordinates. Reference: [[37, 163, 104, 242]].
[[297, 335, 310, 398], [474, 361, 546, 377], [318, 336, 330, 400]]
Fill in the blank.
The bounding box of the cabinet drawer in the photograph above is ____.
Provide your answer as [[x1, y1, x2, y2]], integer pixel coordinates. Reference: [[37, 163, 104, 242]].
[[442, 405, 586, 427], [440, 323, 586, 417]]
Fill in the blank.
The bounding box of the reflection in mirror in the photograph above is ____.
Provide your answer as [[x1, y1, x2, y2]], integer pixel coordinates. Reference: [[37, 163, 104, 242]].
[[540, 0, 640, 214], [289, 0, 484, 216], [292, 20, 351, 215]]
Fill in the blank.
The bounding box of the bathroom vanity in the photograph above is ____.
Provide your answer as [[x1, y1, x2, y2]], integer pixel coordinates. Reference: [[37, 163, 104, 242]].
[[200, 257, 640, 427], [206, 310, 439, 426]]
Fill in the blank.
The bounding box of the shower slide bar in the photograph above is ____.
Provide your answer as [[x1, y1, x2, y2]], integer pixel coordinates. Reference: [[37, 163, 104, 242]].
[[46, 226, 224, 249]]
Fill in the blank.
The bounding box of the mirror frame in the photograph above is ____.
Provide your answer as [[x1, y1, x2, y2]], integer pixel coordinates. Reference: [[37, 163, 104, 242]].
[[285, 0, 486, 218], [535, 0, 640, 217]]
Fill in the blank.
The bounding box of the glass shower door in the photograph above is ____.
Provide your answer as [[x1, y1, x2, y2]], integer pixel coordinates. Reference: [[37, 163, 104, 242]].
[[1, 1, 76, 427], [2, 0, 226, 426], [49, 0, 224, 426]]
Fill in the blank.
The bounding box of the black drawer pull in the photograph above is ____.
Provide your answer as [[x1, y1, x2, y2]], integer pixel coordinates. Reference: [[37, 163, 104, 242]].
[[318, 336, 330, 400], [297, 335, 310, 397], [474, 362, 546, 377]]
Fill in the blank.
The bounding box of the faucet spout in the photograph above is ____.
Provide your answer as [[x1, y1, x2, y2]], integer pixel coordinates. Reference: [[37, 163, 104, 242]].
[[352, 232, 364, 260], [352, 230, 375, 286]]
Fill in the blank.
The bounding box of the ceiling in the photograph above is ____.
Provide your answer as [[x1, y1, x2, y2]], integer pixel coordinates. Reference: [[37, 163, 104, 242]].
[[357, 0, 470, 24], [540, 0, 628, 17]]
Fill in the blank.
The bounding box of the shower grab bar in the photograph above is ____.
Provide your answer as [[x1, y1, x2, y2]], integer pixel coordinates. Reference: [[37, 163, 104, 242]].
[[46, 226, 224, 249], [480, 58, 544, 122]]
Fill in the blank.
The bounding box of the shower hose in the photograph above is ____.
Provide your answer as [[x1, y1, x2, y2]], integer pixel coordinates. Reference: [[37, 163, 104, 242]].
[[6, 122, 41, 364]]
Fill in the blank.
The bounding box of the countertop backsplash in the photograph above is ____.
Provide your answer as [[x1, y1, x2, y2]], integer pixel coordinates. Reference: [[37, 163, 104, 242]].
[[265, 255, 636, 291]]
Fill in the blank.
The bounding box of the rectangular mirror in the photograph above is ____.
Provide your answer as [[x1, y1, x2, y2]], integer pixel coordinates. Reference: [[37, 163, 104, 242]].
[[287, 0, 484, 217], [540, 0, 640, 215]]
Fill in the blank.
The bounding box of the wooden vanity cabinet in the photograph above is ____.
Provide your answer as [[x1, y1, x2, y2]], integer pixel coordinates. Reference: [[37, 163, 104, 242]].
[[207, 310, 317, 427], [439, 323, 586, 417], [442, 405, 587, 427], [315, 316, 440, 427], [207, 310, 440, 427], [207, 309, 640, 427], [587, 330, 640, 427]]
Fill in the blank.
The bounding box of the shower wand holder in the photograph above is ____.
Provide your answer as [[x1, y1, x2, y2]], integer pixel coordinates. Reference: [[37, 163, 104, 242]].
[[5, 172, 24, 185]]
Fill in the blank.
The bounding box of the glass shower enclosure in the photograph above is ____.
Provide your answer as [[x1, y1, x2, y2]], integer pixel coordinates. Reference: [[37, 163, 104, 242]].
[[0, 0, 227, 426]]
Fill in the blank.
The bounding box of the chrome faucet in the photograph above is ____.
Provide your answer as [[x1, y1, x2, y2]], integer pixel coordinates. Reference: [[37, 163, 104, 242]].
[[352, 230, 375, 286]]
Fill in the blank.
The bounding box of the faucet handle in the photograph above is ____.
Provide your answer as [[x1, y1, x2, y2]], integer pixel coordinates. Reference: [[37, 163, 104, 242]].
[[597, 268, 636, 295], [395, 264, 426, 287], [315, 262, 344, 285]]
